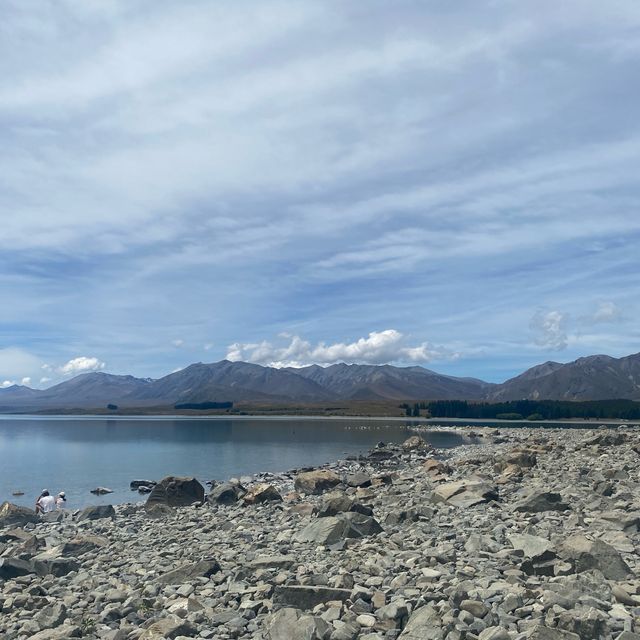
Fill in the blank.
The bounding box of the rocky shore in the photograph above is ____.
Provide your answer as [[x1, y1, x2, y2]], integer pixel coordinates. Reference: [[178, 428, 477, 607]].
[[1, 426, 639, 640]]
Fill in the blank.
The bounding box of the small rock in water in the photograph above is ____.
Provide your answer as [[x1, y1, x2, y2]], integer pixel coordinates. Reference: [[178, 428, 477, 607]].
[[89, 486, 113, 495]]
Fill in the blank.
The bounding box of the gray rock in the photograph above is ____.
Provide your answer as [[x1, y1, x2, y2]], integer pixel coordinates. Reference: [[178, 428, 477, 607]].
[[295, 470, 341, 495], [514, 491, 569, 513], [34, 603, 67, 630], [296, 513, 382, 545], [155, 558, 221, 584], [146, 476, 205, 507], [431, 476, 498, 508], [0, 501, 39, 526], [273, 585, 351, 610], [398, 604, 445, 639], [242, 482, 282, 504], [0, 557, 37, 579], [77, 504, 116, 521], [346, 472, 372, 488], [208, 482, 242, 505], [524, 625, 580, 640], [139, 615, 197, 639], [559, 534, 631, 580]]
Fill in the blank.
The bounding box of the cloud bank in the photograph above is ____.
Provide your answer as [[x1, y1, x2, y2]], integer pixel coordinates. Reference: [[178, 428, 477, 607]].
[[226, 330, 459, 368], [58, 357, 106, 376]]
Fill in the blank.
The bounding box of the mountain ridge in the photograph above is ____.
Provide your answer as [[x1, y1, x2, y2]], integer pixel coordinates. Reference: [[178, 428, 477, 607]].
[[1, 351, 639, 411]]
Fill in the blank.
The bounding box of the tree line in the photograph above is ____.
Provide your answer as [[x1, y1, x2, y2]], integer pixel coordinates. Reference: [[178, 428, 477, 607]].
[[401, 399, 640, 420]]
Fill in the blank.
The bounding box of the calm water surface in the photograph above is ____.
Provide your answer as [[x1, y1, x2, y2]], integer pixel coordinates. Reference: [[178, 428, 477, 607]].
[[0, 416, 466, 509]]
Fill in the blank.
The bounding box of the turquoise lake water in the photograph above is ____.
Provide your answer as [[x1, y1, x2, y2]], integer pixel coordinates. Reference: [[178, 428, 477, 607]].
[[0, 416, 467, 509]]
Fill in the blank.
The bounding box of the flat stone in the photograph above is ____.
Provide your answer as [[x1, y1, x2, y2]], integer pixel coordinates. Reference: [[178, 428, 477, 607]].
[[273, 585, 351, 610]]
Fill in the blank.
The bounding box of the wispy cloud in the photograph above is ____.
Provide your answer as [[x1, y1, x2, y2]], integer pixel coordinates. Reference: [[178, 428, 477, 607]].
[[0, 1, 638, 383], [530, 310, 569, 351]]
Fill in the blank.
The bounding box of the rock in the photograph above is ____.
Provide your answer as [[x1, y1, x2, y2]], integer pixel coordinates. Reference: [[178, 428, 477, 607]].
[[266, 608, 301, 640], [36, 557, 80, 577], [90, 486, 113, 495], [130, 479, 157, 489], [59, 535, 109, 556], [295, 470, 341, 495], [402, 435, 432, 451], [346, 472, 371, 487], [77, 504, 116, 521], [208, 482, 242, 505], [0, 557, 37, 579], [317, 493, 372, 518], [155, 558, 221, 584], [460, 599, 488, 618], [139, 616, 197, 639], [431, 476, 498, 508], [514, 490, 569, 512], [422, 459, 450, 479], [273, 585, 351, 609], [243, 483, 283, 504], [146, 476, 205, 507], [137, 485, 153, 493], [559, 534, 631, 580], [34, 603, 67, 630], [508, 533, 555, 560], [145, 504, 175, 519], [478, 628, 511, 640], [0, 501, 39, 526], [524, 625, 580, 639], [29, 625, 82, 639], [296, 512, 382, 545], [398, 604, 444, 639]]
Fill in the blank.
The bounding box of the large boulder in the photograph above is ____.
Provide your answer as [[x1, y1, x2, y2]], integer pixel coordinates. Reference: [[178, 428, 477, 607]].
[[295, 512, 382, 545], [77, 505, 116, 521], [559, 534, 631, 580], [294, 470, 341, 495], [208, 483, 243, 505], [431, 476, 498, 508], [0, 501, 39, 527], [242, 483, 282, 505], [155, 558, 221, 584], [0, 557, 38, 579], [146, 476, 205, 508]]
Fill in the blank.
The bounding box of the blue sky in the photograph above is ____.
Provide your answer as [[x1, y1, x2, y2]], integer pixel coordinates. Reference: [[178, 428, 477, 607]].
[[1, 0, 639, 388]]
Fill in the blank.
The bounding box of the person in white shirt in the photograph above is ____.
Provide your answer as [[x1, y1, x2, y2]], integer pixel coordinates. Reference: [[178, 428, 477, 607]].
[[56, 492, 67, 510], [35, 490, 56, 514]]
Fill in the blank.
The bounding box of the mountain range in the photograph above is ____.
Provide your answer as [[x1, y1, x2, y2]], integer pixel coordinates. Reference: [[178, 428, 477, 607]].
[[0, 352, 639, 412]]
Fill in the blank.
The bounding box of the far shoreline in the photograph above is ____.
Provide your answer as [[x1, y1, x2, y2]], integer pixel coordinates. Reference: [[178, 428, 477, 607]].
[[0, 412, 637, 426]]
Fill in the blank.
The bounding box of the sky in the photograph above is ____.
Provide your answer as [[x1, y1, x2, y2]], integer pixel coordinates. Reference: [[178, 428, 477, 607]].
[[1, 0, 639, 388]]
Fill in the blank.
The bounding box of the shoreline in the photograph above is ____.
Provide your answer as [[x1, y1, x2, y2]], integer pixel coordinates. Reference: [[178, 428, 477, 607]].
[[0, 412, 637, 426], [1, 425, 639, 639]]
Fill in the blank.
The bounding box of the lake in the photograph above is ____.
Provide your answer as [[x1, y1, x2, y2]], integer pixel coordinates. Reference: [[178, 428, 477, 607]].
[[0, 415, 467, 509]]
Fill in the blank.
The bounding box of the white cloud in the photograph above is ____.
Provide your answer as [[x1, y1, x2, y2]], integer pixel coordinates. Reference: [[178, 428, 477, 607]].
[[58, 356, 106, 376], [1, 380, 16, 388], [530, 310, 568, 351], [40, 376, 52, 384], [226, 329, 459, 367], [21, 376, 31, 386], [172, 339, 184, 348], [592, 301, 621, 323], [204, 343, 214, 351]]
